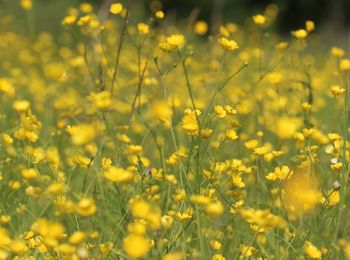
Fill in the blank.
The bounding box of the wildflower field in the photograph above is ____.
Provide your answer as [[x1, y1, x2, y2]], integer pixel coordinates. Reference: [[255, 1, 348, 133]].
[[1, 0, 350, 259]]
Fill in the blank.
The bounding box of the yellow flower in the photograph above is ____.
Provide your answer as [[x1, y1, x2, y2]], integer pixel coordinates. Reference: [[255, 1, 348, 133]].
[[276, 41, 289, 50], [131, 200, 151, 219], [159, 34, 185, 52], [214, 105, 227, 118], [331, 162, 342, 171], [104, 166, 134, 183], [56, 243, 75, 255], [331, 47, 345, 57], [99, 242, 114, 255], [45, 182, 66, 195], [62, 15, 77, 25], [9, 240, 27, 254], [328, 132, 342, 142], [69, 124, 96, 146], [80, 3, 93, 13], [200, 128, 213, 139], [330, 85, 345, 96], [304, 241, 322, 259], [155, 10, 164, 19], [163, 252, 184, 260], [21, 168, 39, 180], [0, 78, 15, 96], [76, 198, 97, 216], [0, 227, 11, 248], [128, 145, 143, 155], [182, 109, 200, 135], [301, 102, 312, 111], [292, 29, 308, 39], [31, 219, 65, 247], [88, 91, 112, 109], [101, 158, 112, 169], [225, 129, 238, 141], [275, 117, 301, 139], [110, 3, 123, 15], [194, 20, 209, 35], [159, 42, 174, 52], [68, 231, 86, 245], [323, 189, 340, 208], [266, 166, 292, 181], [176, 212, 192, 221], [219, 26, 230, 37], [267, 72, 282, 84], [254, 146, 269, 155], [282, 170, 322, 219], [13, 100, 30, 113], [149, 101, 173, 128], [212, 254, 226, 260], [340, 59, 350, 71], [238, 208, 287, 230], [161, 215, 174, 228], [206, 201, 224, 217], [340, 240, 350, 260], [210, 240, 222, 250], [116, 133, 131, 143], [232, 175, 245, 188], [225, 105, 237, 115], [0, 215, 10, 224], [20, 0, 32, 10], [128, 221, 147, 235], [8, 180, 20, 190], [252, 14, 266, 25], [218, 37, 239, 51], [137, 23, 150, 35], [123, 234, 150, 258], [244, 139, 259, 150], [190, 195, 210, 205], [166, 34, 185, 47], [306, 20, 315, 32], [74, 155, 91, 168], [240, 245, 258, 257], [165, 174, 178, 185]]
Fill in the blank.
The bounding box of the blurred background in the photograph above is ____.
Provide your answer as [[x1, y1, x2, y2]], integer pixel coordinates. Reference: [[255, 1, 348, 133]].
[[160, 0, 350, 34], [1, 0, 350, 35]]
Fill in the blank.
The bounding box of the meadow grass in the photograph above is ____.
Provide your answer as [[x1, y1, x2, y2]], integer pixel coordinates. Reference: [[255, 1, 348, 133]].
[[0, 1, 350, 259]]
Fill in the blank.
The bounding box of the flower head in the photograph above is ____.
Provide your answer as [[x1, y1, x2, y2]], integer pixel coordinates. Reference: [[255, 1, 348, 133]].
[[218, 37, 239, 51]]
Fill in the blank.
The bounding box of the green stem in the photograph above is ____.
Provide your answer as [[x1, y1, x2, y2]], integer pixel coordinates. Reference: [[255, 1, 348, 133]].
[[177, 49, 201, 131], [111, 8, 129, 95]]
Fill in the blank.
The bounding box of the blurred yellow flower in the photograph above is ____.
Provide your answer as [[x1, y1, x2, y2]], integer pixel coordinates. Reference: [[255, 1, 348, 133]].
[[218, 37, 239, 51], [76, 198, 97, 216], [182, 109, 200, 135], [137, 23, 150, 35], [110, 3, 123, 15], [194, 20, 209, 35], [104, 166, 133, 183], [282, 170, 322, 219], [21, 0, 32, 10], [206, 201, 224, 217], [123, 234, 150, 258], [292, 29, 308, 39], [69, 124, 96, 146], [306, 20, 315, 32], [304, 241, 322, 259], [252, 14, 266, 25]]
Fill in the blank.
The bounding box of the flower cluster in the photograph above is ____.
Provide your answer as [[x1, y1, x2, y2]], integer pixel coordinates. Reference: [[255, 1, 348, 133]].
[[0, 1, 349, 259]]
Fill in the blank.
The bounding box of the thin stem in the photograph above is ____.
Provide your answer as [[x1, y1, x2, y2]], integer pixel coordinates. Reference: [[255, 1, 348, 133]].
[[110, 7, 129, 95], [129, 61, 148, 123], [177, 48, 201, 131], [202, 61, 248, 126]]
